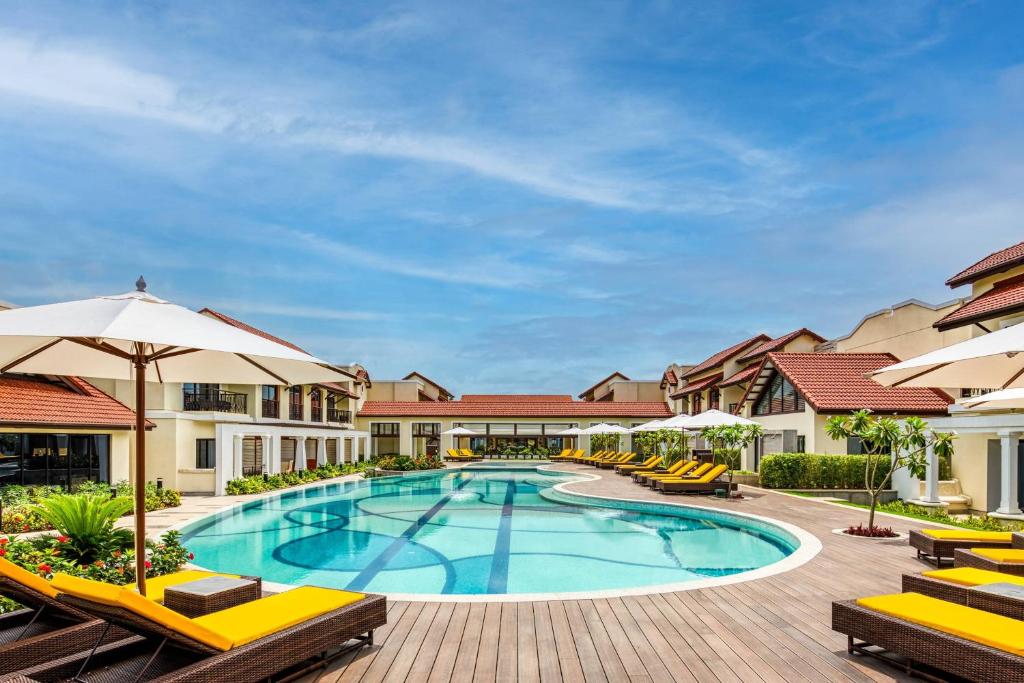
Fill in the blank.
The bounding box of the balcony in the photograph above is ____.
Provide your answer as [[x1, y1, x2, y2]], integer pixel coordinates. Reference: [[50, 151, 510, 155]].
[[261, 399, 279, 419], [184, 390, 247, 414], [328, 408, 352, 423]]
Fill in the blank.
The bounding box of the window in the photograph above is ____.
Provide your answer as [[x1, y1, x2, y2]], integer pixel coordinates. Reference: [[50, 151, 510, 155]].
[[753, 371, 806, 416], [371, 423, 401, 456], [412, 422, 440, 456], [709, 388, 720, 410], [261, 385, 279, 419], [0, 433, 110, 488], [310, 389, 322, 422], [692, 393, 702, 413], [796, 435, 806, 453], [196, 439, 216, 469], [242, 437, 263, 475], [289, 386, 303, 420]]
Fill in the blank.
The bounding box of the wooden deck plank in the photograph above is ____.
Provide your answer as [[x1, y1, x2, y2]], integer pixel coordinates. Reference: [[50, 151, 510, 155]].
[[547, 601, 586, 683], [381, 602, 441, 683], [427, 602, 472, 683], [560, 601, 607, 683], [516, 602, 541, 683], [473, 602, 502, 682], [405, 603, 456, 683], [495, 602, 519, 682], [450, 602, 486, 683]]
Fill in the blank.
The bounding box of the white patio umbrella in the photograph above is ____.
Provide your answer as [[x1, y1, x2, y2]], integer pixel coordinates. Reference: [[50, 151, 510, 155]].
[[554, 427, 584, 436], [442, 427, 478, 436], [683, 409, 758, 429], [629, 419, 664, 433], [659, 413, 693, 429], [581, 423, 631, 434], [0, 280, 352, 595], [869, 322, 1024, 389], [960, 388, 1024, 410]]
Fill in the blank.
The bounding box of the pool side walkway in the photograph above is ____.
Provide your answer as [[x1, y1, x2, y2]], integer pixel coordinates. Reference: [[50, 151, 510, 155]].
[[140, 465, 925, 682]]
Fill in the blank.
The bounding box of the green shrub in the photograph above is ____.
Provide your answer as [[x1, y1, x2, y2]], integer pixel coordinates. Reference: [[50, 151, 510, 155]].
[[224, 462, 363, 495], [36, 494, 134, 563], [759, 453, 889, 489]]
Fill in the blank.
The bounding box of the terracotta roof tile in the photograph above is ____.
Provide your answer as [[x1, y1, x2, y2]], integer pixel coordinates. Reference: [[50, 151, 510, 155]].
[[670, 374, 722, 398], [719, 365, 759, 388], [681, 334, 771, 379], [461, 394, 573, 402], [947, 241, 1024, 288], [934, 274, 1024, 330], [660, 369, 678, 388], [358, 399, 672, 418], [737, 328, 826, 362], [0, 375, 146, 428], [761, 352, 951, 414], [578, 372, 630, 399], [199, 308, 309, 354]]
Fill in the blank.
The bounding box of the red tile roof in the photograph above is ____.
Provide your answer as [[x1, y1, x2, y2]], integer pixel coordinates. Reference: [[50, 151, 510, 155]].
[[402, 372, 454, 399], [754, 352, 951, 415], [358, 399, 672, 418], [947, 241, 1024, 288], [719, 364, 759, 388], [660, 369, 678, 388], [934, 274, 1024, 330], [737, 328, 826, 362], [670, 373, 722, 398], [462, 394, 573, 402], [681, 334, 771, 379], [199, 308, 309, 354], [578, 372, 630, 399], [0, 375, 147, 428]]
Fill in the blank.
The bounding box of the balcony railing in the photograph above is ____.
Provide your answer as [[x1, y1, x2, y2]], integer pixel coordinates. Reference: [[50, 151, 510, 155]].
[[327, 408, 352, 423], [261, 399, 279, 419], [289, 403, 303, 420], [311, 407, 322, 422], [184, 390, 247, 414]]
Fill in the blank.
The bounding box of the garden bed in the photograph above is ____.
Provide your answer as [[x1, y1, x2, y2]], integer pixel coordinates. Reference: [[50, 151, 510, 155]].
[[224, 462, 366, 494], [1, 481, 182, 534]]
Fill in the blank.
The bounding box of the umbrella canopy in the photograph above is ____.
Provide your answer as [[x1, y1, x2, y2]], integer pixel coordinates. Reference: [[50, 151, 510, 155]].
[[869, 322, 1024, 389], [442, 427, 478, 436], [683, 409, 758, 429], [629, 419, 665, 433], [960, 388, 1024, 410], [581, 423, 631, 435], [554, 427, 584, 436], [659, 413, 693, 429], [0, 282, 351, 595]]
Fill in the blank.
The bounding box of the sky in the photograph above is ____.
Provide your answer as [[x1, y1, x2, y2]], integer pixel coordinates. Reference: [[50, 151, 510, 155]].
[[1, 1, 1022, 395]]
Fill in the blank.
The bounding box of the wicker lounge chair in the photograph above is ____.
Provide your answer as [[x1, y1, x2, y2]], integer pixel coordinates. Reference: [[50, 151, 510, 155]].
[[909, 529, 1014, 566], [832, 592, 1024, 681], [632, 459, 695, 485], [901, 567, 1024, 620], [954, 547, 1024, 576], [596, 453, 636, 469], [615, 455, 659, 475], [13, 573, 386, 683], [643, 462, 714, 489]]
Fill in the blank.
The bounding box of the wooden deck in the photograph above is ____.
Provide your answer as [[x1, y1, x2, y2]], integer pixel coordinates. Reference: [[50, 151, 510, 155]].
[[308, 464, 931, 682]]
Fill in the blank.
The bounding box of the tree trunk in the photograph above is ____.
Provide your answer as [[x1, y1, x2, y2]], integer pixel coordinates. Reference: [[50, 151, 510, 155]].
[[868, 494, 878, 531]]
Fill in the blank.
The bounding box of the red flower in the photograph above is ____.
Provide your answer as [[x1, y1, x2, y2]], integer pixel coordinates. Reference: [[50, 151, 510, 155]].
[[56, 535, 69, 543], [144, 560, 152, 569], [21, 525, 29, 532], [0, 548, 6, 557], [94, 560, 105, 568], [188, 553, 194, 561], [37, 563, 51, 575], [0, 537, 9, 545]]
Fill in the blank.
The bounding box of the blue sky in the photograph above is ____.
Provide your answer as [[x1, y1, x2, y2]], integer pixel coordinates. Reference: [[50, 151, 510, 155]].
[[1, 1, 1022, 394]]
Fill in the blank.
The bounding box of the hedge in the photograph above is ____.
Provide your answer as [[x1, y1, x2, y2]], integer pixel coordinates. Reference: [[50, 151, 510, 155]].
[[759, 453, 890, 490]]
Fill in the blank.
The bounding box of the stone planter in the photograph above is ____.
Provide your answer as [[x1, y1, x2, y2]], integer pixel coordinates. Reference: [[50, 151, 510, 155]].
[[731, 473, 760, 487], [784, 489, 898, 506]]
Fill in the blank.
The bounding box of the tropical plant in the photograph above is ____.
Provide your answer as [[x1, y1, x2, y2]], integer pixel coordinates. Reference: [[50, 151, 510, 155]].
[[590, 433, 621, 452], [825, 410, 955, 532], [700, 424, 764, 494], [35, 494, 134, 563]]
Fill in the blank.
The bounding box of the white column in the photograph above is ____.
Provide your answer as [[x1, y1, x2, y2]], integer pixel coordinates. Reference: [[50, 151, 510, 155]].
[[997, 431, 1022, 516], [316, 437, 327, 467], [232, 433, 244, 481], [922, 436, 940, 504], [295, 436, 307, 471], [260, 434, 271, 475], [214, 424, 230, 495], [335, 436, 343, 465], [269, 434, 282, 474]]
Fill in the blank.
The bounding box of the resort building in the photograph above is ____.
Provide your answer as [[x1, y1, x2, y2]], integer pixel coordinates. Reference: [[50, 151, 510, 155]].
[[0, 374, 140, 488], [356, 375, 673, 457], [88, 309, 371, 496], [909, 240, 1024, 517], [817, 298, 970, 358], [667, 334, 771, 416]]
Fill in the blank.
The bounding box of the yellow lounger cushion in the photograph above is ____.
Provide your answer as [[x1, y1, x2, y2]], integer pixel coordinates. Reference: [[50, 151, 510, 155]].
[[971, 548, 1024, 563], [126, 570, 240, 604], [857, 592, 1024, 656], [921, 567, 1024, 587], [0, 557, 59, 598], [658, 464, 729, 484], [52, 573, 233, 651], [193, 586, 365, 648], [920, 529, 1013, 542]]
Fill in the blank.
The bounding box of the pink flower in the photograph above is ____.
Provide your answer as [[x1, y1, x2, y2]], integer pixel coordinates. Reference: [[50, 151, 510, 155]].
[[187, 552, 194, 561], [56, 535, 69, 543], [37, 563, 51, 575]]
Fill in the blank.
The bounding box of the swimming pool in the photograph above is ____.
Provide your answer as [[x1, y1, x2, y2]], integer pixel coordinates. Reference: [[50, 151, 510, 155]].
[[179, 467, 803, 597]]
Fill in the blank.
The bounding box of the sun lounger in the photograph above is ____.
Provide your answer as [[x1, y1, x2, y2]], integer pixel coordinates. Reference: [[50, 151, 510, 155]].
[[615, 455, 660, 474], [901, 567, 1024, 619], [643, 462, 713, 488], [576, 450, 609, 464], [655, 464, 733, 494], [20, 573, 387, 683], [547, 449, 575, 461], [909, 529, 1014, 566], [832, 592, 1024, 681], [954, 547, 1024, 576], [596, 453, 635, 469], [632, 459, 695, 485]]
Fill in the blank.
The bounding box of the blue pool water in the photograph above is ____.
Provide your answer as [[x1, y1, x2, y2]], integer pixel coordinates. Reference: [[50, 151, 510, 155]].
[[179, 468, 797, 595]]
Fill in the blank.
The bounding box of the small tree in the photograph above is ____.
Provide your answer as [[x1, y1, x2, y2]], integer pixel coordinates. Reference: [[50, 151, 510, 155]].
[[825, 410, 955, 531], [700, 424, 764, 495], [590, 433, 620, 453]]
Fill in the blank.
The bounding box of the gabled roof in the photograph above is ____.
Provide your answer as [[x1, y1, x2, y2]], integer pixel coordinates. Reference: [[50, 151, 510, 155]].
[[316, 382, 357, 399], [737, 328, 826, 363], [358, 400, 672, 418], [947, 241, 1024, 288], [670, 373, 722, 399], [0, 375, 150, 429], [199, 308, 309, 354], [462, 394, 573, 402], [660, 369, 678, 389], [934, 273, 1024, 331], [402, 372, 454, 400], [681, 334, 771, 379], [719, 364, 759, 388], [741, 352, 951, 415], [578, 372, 630, 399]]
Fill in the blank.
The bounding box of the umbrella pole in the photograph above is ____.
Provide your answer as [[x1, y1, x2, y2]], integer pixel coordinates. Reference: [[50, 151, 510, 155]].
[[134, 360, 147, 596]]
